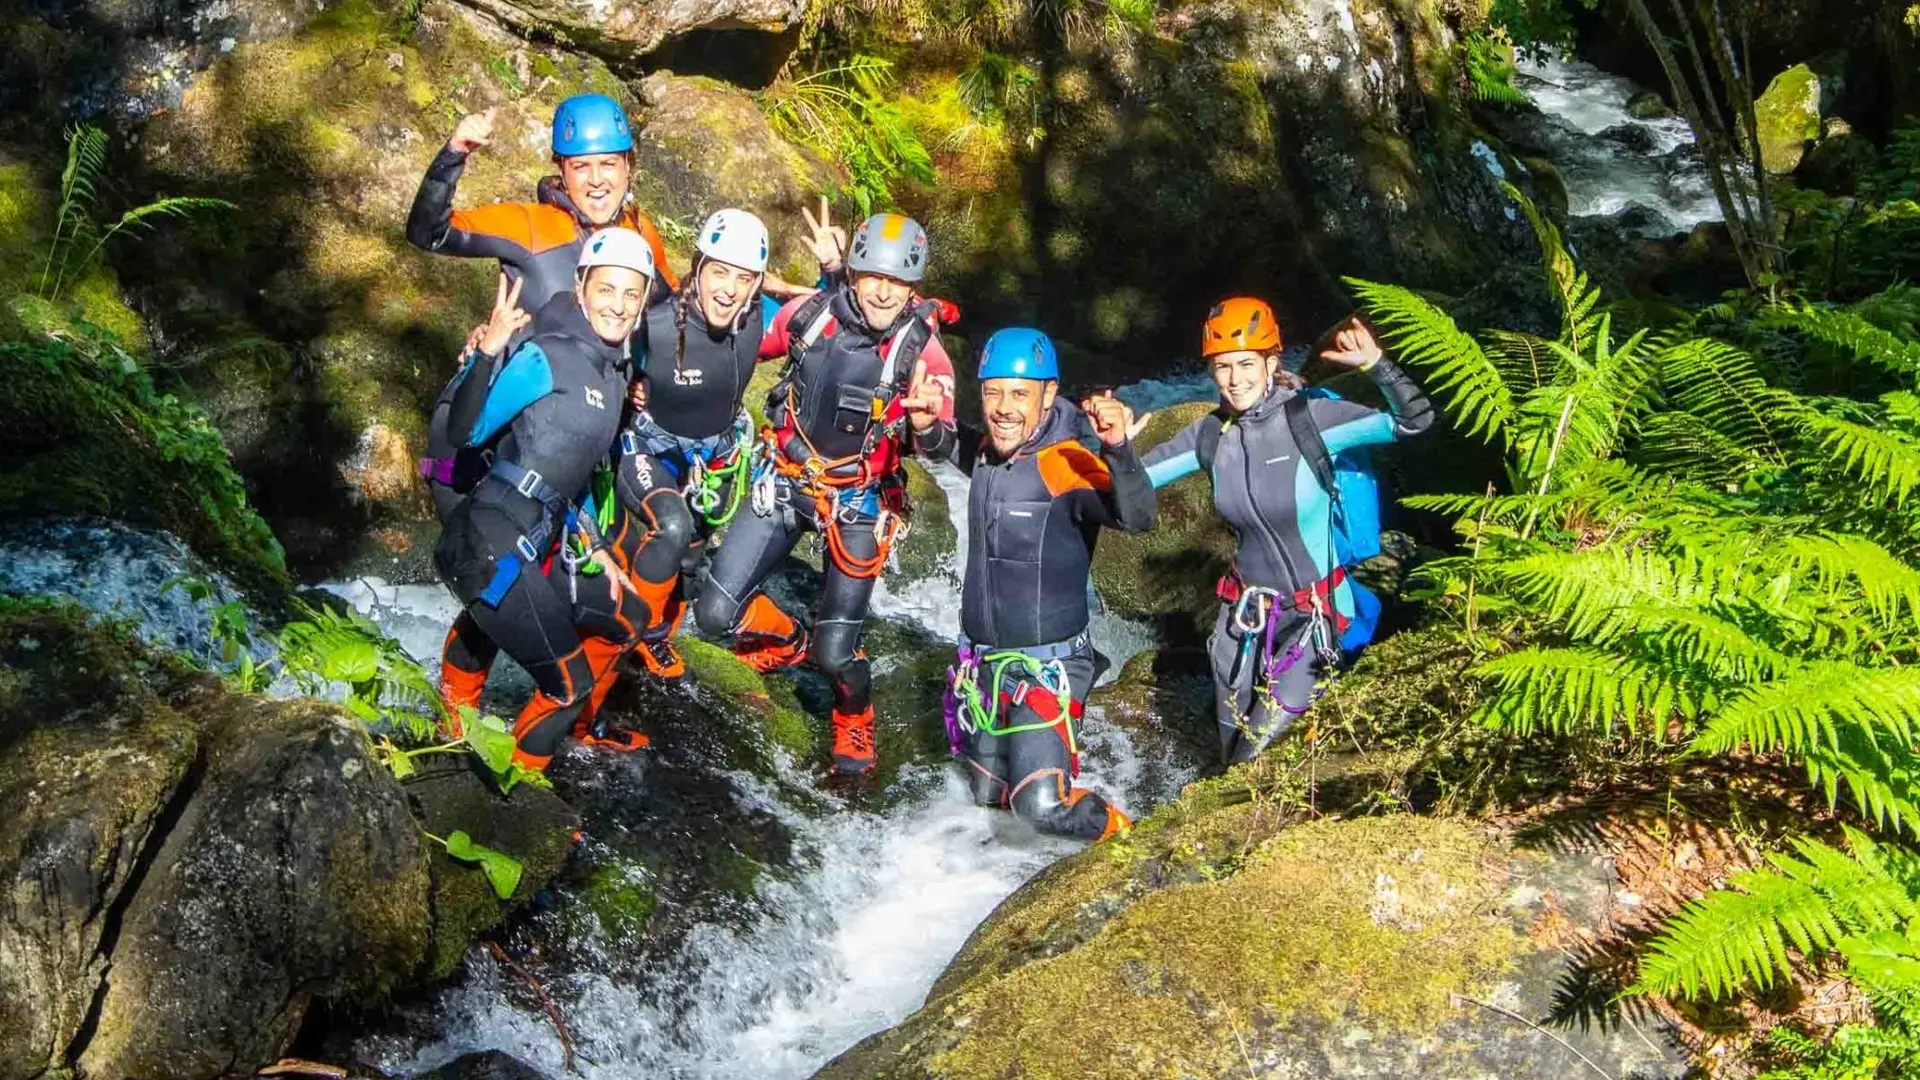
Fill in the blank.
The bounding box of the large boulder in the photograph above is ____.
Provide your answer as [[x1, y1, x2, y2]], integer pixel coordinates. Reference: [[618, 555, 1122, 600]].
[[814, 804, 1689, 1079], [0, 599, 577, 1079], [458, 0, 806, 73], [1755, 62, 1823, 175]]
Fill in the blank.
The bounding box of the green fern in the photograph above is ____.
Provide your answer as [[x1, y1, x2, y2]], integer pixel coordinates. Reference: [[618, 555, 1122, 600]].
[[761, 55, 935, 215], [1635, 830, 1920, 1001], [1347, 278, 1516, 444], [1760, 302, 1920, 380], [38, 124, 233, 302]]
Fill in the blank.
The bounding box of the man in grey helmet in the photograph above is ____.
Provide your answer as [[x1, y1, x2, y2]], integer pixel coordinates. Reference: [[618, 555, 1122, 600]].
[[694, 212, 959, 776]]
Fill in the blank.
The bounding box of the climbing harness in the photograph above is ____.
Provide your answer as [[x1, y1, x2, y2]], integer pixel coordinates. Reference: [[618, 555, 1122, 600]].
[[943, 634, 1088, 774], [1216, 566, 1349, 742], [475, 459, 603, 608], [623, 412, 757, 528]]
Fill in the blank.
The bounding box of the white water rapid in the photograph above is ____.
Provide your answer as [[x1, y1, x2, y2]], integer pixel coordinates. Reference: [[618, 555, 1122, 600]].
[[1514, 57, 1723, 233]]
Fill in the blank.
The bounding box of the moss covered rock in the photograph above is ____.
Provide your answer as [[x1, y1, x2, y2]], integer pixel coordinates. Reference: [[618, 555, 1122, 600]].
[[815, 807, 1688, 1079], [682, 635, 816, 759], [460, 0, 803, 66], [1755, 63, 1823, 175], [1090, 401, 1230, 644]]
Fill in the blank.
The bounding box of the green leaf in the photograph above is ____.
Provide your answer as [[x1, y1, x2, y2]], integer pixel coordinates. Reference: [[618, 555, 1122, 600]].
[[385, 748, 417, 780], [322, 638, 378, 683], [443, 830, 525, 900], [1838, 931, 1920, 991], [465, 712, 519, 778]]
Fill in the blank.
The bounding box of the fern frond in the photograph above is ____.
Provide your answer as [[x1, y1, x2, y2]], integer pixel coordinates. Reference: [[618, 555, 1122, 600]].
[[1473, 646, 1694, 736], [1628, 605, 1796, 682], [41, 124, 108, 296], [1760, 302, 1920, 379], [1500, 180, 1602, 351], [1485, 546, 1721, 641], [1633, 861, 1843, 999], [1692, 663, 1920, 757], [1803, 731, 1920, 835], [1347, 277, 1515, 444], [1801, 406, 1920, 505], [1652, 336, 1803, 466], [1775, 533, 1920, 627]]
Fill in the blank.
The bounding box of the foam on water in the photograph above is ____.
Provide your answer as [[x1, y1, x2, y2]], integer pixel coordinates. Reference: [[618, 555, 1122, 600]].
[[362, 768, 1084, 1080]]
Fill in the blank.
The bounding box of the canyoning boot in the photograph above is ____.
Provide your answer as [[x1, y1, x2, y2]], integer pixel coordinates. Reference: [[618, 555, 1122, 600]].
[[438, 645, 489, 740], [577, 715, 650, 753], [572, 637, 650, 752], [829, 705, 878, 776], [1096, 804, 1133, 842], [633, 637, 687, 682], [734, 594, 810, 674]]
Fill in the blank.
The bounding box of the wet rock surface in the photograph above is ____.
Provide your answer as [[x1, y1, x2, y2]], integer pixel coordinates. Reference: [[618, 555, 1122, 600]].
[[457, 0, 805, 66], [0, 600, 576, 1079], [815, 809, 1691, 1080]]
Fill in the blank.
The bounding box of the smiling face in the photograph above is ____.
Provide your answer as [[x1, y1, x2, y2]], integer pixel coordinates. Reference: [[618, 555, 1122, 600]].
[[576, 265, 649, 344], [558, 152, 632, 226], [851, 270, 913, 332], [1209, 349, 1280, 414], [695, 258, 760, 329], [980, 377, 1057, 457]]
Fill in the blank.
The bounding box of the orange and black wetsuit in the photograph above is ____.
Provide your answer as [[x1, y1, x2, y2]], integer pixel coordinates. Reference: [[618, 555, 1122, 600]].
[[409, 142, 677, 716]]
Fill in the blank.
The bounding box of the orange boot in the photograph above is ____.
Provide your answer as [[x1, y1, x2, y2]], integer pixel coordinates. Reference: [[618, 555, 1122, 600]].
[[438, 628, 490, 738], [735, 595, 809, 673], [508, 689, 575, 779], [829, 705, 877, 775], [1097, 804, 1133, 842], [572, 636, 649, 752]]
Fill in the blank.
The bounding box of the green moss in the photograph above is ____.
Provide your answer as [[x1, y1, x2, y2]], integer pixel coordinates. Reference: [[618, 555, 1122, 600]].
[[579, 858, 659, 945], [0, 159, 145, 346], [681, 637, 815, 758], [1756, 63, 1823, 174], [927, 817, 1526, 1079]]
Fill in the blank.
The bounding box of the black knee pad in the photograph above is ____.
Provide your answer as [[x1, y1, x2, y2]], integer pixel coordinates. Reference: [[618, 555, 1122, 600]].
[[693, 580, 742, 637], [635, 490, 696, 582]]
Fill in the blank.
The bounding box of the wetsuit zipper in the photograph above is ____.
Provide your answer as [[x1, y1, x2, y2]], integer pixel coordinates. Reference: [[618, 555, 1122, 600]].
[[1239, 420, 1305, 593]]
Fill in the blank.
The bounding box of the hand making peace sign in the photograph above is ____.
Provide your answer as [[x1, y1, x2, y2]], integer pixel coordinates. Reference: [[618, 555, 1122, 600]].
[[800, 195, 847, 275]]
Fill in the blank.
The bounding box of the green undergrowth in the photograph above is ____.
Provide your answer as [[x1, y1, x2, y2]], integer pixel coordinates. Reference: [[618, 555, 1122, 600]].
[[0, 330, 288, 595], [0, 156, 144, 344]]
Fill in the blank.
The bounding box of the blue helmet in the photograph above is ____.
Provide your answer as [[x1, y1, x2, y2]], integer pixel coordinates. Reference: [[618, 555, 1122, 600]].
[[551, 94, 633, 157], [978, 328, 1060, 382]]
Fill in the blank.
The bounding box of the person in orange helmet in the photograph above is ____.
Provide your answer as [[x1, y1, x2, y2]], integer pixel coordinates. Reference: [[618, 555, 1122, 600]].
[[1141, 297, 1435, 763]]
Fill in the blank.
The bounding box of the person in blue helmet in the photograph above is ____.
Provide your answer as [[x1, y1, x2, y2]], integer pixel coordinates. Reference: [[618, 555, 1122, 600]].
[[1141, 297, 1433, 765], [410, 93, 679, 724], [935, 328, 1155, 841]]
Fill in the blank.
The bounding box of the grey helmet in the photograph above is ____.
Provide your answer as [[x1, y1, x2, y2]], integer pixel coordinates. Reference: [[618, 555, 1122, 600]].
[[845, 213, 930, 283]]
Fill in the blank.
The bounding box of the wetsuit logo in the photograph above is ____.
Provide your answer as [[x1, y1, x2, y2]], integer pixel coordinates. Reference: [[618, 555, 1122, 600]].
[[673, 368, 704, 386], [633, 455, 653, 488], [585, 387, 606, 409]]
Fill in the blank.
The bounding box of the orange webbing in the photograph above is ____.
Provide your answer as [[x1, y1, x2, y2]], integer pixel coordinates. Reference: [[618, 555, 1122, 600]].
[[760, 421, 905, 581]]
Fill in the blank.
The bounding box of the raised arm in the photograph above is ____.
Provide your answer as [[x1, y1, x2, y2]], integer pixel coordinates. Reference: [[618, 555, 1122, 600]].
[[1141, 414, 1215, 489], [1076, 396, 1156, 532], [1312, 316, 1434, 454]]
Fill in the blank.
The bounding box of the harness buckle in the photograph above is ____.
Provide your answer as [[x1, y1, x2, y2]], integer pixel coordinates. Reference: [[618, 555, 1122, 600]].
[[514, 468, 545, 499], [515, 535, 540, 562], [620, 430, 638, 457]]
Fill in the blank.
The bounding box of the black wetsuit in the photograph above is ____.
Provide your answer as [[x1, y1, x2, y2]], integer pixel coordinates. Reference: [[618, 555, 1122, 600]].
[[944, 398, 1155, 839], [693, 287, 956, 743], [432, 293, 644, 766], [611, 289, 768, 637], [1142, 360, 1432, 762]]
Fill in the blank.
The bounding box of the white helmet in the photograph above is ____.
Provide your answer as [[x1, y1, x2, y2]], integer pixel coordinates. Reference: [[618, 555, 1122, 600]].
[[696, 208, 769, 273], [577, 227, 657, 280]]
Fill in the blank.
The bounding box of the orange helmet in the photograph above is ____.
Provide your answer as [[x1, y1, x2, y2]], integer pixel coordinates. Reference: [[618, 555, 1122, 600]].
[[1202, 297, 1282, 357]]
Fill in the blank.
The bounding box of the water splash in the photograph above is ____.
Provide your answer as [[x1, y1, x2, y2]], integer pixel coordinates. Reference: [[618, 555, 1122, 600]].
[[0, 518, 271, 670]]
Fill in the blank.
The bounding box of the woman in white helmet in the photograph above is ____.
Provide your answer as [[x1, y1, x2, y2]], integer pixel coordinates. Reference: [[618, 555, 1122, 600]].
[[433, 227, 660, 774], [594, 208, 798, 685]]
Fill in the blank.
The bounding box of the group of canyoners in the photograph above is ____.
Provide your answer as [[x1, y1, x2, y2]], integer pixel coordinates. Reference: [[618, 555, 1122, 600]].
[[414, 93, 1434, 842]]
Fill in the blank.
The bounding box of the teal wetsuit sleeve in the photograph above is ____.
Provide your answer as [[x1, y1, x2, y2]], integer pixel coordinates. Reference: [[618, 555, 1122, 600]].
[[1311, 357, 1434, 453], [466, 343, 555, 446], [1141, 415, 1209, 488], [760, 294, 781, 334]]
